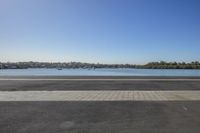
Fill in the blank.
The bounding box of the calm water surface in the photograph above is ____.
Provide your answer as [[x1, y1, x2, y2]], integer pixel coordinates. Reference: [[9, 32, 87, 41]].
[[0, 68, 200, 76]]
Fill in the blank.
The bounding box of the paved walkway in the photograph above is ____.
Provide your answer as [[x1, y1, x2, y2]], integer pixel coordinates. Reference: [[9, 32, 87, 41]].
[[0, 90, 200, 101]]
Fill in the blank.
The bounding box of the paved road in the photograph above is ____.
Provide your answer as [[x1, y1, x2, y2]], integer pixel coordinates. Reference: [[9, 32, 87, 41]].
[[0, 77, 200, 91], [1, 101, 200, 133], [0, 76, 200, 133]]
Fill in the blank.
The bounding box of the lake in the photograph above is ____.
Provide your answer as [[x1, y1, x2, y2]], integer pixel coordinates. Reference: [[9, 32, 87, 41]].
[[0, 68, 200, 76]]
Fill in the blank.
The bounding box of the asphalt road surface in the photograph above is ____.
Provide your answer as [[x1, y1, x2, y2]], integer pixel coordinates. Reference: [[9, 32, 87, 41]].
[[0, 76, 200, 133], [0, 76, 200, 91]]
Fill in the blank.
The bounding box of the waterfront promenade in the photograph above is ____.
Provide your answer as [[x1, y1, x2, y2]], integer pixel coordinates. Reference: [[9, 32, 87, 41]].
[[0, 76, 200, 133]]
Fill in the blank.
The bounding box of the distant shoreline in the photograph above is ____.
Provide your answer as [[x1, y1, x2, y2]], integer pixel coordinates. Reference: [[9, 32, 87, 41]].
[[1, 68, 200, 70], [0, 61, 200, 69]]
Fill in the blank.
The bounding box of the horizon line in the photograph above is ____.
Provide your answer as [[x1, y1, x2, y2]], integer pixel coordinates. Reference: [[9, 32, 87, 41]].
[[1, 60, 200, 65]]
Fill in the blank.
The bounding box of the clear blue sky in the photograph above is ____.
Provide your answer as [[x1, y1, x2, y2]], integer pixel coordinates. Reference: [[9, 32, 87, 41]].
[[0, 0, 200, 64]]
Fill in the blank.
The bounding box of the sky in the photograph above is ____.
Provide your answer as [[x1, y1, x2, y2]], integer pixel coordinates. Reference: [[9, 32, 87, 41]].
[[0, 0, 200, 64]]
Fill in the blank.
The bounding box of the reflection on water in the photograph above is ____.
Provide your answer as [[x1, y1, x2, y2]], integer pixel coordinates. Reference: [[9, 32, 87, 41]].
[[0, 68, 200, 76]]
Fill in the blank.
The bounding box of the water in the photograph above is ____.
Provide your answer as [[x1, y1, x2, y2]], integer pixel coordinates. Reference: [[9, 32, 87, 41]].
[[1, 68, 200, 76]]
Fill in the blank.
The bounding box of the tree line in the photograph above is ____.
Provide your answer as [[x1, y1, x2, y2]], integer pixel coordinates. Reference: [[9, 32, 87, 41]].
[[141, 61, 200, 69], [0, 61, 200, 69]]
